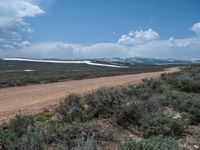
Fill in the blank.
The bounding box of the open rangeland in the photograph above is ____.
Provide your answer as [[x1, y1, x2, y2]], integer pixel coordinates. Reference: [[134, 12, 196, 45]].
[[0, 67, 179, 123]]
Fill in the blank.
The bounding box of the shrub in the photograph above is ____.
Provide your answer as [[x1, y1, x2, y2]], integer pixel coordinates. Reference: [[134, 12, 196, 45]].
[[153, 91, 200, 125], [121, 136, 188, 150], [177, 78, 200, 93], [55, 122, 96, 149], [85, 88, 126, 118], [56, 94, 87, 122], [150, 91, 182, 108], [6, 115, 34, 137], [116, 103, 144, 128], [8, 125, 50, 150], [126, 79, 161, 100], [178, 95, 200, 125], [56, 137, 99, 150], [36, 111, 53, 122], [161, 67, 200, 94], [73, 136, 99, 150], [140, 113, 186, 137], [0, 115, 51, 150], [116, 100, 160, 129]]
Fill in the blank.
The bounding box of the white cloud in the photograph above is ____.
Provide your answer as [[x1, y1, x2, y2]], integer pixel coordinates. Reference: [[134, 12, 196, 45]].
[[118, 28, 159, 46], [127, 37, 200, 59], [168, 37, 191, 48], [191, 22, 200, 34], [14, 42, 76, 59], [1, 20, 200, 59], [21, 41, 31, 47], [3, 34, 200, 59], [16, 1, 45, 18], [7, 42, 129, 59], [0, 0, 44, 51], [0, 0, 44, 26]]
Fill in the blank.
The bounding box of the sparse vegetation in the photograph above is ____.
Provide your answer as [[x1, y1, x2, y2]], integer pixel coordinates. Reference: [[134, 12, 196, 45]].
[[56, 94, 88, 122], [0, 115, 49, 150], [0, 60, 167, 88], [85, 88, 126, 118], [116, 100, 160, 129], [127, 79, 162, 100], [121, 136, 188, 150], [1, 65, 200, 149], [54, 122, 97, 149], [153, 91, 200, 125], [140, 113, 186, 137]]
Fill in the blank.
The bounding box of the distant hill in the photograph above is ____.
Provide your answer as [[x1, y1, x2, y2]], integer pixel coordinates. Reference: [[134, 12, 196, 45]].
[[95, 57, 200, 65], [1, 57, 200, 65]]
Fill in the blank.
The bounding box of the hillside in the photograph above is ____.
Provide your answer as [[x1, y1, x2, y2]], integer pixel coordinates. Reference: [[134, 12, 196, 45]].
[[95, 57, 200, 65], [0, 65, 200, 149], [0, 67, 178, 123], [0, 59, 167, 88]]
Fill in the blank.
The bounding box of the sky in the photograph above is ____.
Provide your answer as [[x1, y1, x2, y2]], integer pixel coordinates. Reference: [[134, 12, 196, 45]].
[[0, 0, 200, 59]]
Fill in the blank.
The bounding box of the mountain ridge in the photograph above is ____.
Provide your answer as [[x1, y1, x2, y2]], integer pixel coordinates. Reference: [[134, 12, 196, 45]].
[[1, 57, 200, 65]]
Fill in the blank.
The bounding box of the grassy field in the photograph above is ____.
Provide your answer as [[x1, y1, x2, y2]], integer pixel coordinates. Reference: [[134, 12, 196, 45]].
[[0, 64, 200, 149], [0, 60, 170, 88]]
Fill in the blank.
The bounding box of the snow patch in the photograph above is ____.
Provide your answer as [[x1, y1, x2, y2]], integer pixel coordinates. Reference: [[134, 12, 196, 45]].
[[2, 58, 127, 68], [24, 70, 35, 72]]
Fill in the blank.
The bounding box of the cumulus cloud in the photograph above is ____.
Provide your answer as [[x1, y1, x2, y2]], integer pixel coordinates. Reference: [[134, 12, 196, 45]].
[[191, 22, 200, 34], [118, 28, 159, 46], [127, 37, 200, 59], [168, 37, 192, 48], [1, 19, 200, 59], [3, 34, 200, 59], [6, 42, 129, 59], [0, 0, 44, 26], [0, 0, 44, 51]]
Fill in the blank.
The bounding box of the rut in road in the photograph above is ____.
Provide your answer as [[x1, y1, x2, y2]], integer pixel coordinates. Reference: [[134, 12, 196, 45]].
[[0, 67, 180, 123]]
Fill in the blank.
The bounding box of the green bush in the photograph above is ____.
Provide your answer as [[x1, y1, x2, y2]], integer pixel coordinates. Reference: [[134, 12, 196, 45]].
[[56, 94, 87, 122], [161, 67, 200, 94], [150, 91, 182, 108], [6, 115, 34, 137], [177, 78, 200, 93], [153, 91, 200, 125], [177, 95, 200, 125], [126, 79, 161, 100], [55, 122, 96, 149], [116, 100, 160, 129], [0, 115, 50, 150], [36, 111, 53, 122], [85, 88, 126, 118], [121, 136, 188, 150], [56, 137, 99, 150], [116, 103, 144, 128], [72, 136, 99, 150], [140, 113, 186, 137]]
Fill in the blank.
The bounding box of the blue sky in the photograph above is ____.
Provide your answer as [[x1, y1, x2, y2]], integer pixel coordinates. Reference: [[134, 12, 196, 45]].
[[0, 0, 200, 59]]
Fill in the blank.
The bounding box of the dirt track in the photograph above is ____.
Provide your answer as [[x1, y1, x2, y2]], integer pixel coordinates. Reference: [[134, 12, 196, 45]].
[[0, 67, 179, 123]]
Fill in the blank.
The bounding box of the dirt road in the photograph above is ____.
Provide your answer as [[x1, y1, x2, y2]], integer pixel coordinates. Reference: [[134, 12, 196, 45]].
[[0, 67, 179, 123]]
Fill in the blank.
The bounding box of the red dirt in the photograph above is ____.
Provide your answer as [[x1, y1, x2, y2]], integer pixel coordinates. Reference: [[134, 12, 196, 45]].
[[0, 67, 180, 123]]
